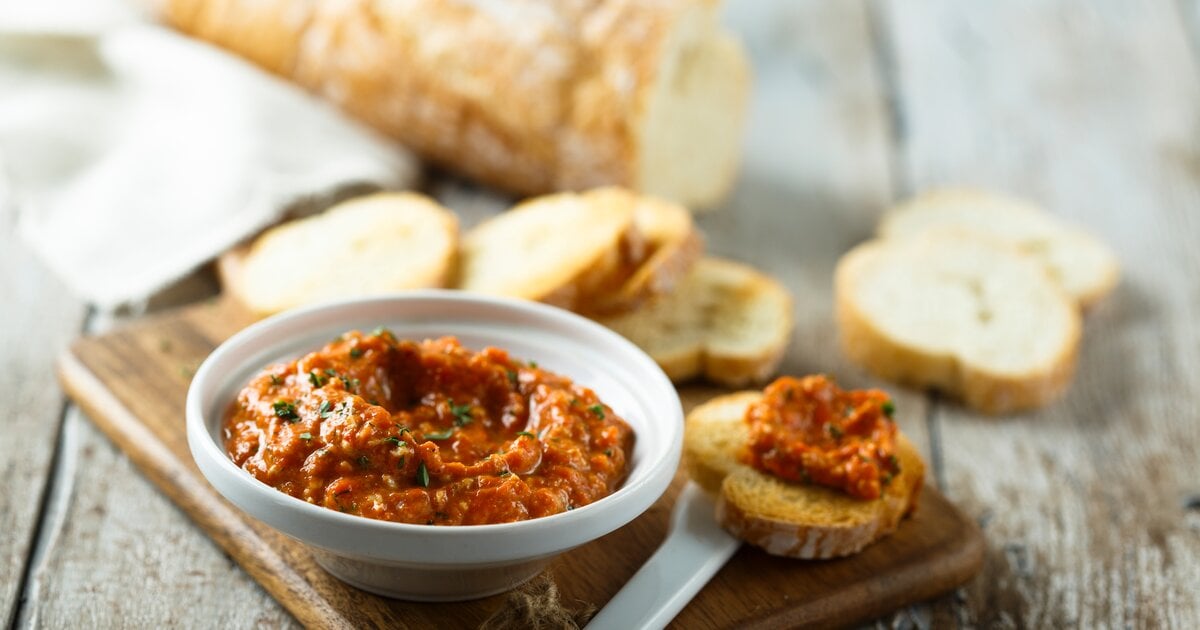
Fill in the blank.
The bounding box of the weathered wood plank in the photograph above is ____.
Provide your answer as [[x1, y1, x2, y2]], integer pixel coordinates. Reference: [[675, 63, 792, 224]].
[[875, 0, 1200, 626], [19, 285, 295, 628], [0, 192, 88, 624]]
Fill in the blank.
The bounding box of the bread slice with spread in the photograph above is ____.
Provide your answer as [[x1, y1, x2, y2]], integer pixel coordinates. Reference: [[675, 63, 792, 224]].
[[598, 257, 793, 387], [880, 189, 1119, 309], [835, 230, 1081, 414], [220, 192, 458, 317], [685, 378, 926, 559]]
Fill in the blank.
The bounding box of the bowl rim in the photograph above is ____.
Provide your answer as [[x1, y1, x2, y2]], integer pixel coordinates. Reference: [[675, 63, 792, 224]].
[[186, 290, 683, 566]]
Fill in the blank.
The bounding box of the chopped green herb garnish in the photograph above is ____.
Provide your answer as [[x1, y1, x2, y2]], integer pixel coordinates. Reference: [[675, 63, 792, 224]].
[[424, 428, 455, 440], [416, 462, 430, 487], [319, 401, 333, 419], [397, 456, 406, 469], [888, 454, 900, 470], [309, 370, 327, 388], [324, 368, 339, 378], [507, 370, 518, 386], [372, 326, 394, 339], [273, 400, 298, 421], [828, 424, 844, 440], [449, 400, 473, 426], [528, 360, 538, 369], [357, 455, 370, 467], [340, 376, 360, 391], [269, 374, 282, 386], [882, 473, 894, 486], [299, 432, 313, 441], [604, 448, 613, 457], [349, 347, 364, 359], [498, 470, 512, 477], [882, 400, 896, 417], [516, 431, 536, 439], [384, 436, 403, 446], [589, 404, 605, 419], [398, 426, 411, 435]]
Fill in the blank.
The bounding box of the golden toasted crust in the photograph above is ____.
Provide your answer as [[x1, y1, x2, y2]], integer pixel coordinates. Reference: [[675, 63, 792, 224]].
[[834, 234, 1082, 414], [685, 391, 925, 559], [151, 0, 748, 207]]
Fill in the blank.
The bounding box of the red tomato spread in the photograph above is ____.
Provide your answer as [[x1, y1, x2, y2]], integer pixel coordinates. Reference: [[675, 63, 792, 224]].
[[742, 375, 900, 500], [223, 332, 635, 525]]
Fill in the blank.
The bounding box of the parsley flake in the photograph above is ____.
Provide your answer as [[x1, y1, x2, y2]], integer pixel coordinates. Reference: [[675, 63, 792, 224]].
[[507, 370, 518, 386], [357, 455, 370, 467], [516, 431, 536, 439], [269, 374, 282, 386], [528, 359, 538, 369], [384, 436, 403, 446], [882, 400, 896, 417], [273, 400, 298, 421], [309, 370, 327, 388], [299, 432, 313, 441], [828, 424, 844, 440], [449, 400, 473, 426], [424, 428, 455, 441], [589, 404, 605, 419], [319, 401, 333, 419], [349, 347, 364, 359], [416, 462, 430, 487]]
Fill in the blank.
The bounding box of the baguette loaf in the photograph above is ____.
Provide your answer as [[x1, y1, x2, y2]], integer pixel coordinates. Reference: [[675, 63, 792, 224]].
[[880, 189, 1119, 309], [598, 257, 793, 387], [685, 391, 925, 559], [220, 192, 457, 317], [835, 231, 1082, 414], [150, 0, 750, 208]]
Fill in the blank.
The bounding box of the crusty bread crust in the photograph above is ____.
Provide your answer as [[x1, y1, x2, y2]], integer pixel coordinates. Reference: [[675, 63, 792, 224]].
[[151, 0, 749, 207], [685, 391, 925, 559], [834, 235, 1082, 414]]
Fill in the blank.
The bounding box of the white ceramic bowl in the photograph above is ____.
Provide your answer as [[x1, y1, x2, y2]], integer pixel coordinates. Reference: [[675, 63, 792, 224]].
[[186, 291, 683, 601]]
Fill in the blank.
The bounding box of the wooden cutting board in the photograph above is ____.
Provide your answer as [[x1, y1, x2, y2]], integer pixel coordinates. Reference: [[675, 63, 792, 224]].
[[56, 298, 984, 629]]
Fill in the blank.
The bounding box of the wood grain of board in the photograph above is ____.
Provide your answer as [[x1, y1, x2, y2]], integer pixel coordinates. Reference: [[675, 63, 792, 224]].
[[57, 297, 983, 629], [874, 0, 1200, 626]]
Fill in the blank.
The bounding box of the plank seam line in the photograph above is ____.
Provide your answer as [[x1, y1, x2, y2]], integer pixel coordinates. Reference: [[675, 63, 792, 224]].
[[8, 306, 95, 630]]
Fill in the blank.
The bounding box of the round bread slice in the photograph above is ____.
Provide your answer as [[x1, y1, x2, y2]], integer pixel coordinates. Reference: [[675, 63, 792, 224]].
[[836, 231, 1082, 414], [717, 433, 925, 559], [457, 187, 640, 310], [582, 193, 704, 315], [880, 188, 1119, 309], [685, 390, 926, 559], [598, 258, 793, 387], [221, 192, 457, 317]]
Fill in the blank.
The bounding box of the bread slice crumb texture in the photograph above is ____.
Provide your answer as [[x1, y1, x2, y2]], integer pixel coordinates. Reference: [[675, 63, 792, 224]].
[[457, 188, 637, 307], [232, 193, 458, 316], [598, 257, 793, 386], [836, 231, 1081, 413], [880, 188, 1119, 308]]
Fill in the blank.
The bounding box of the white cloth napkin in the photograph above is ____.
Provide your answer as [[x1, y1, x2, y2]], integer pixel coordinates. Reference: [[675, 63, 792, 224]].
[[0, 3, 420, 309]]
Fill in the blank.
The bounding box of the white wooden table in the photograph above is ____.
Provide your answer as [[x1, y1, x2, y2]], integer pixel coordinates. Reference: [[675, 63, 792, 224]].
[[4, 1, 1199, 627]]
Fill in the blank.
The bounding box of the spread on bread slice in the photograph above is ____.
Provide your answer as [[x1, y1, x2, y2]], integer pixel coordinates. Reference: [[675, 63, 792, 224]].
[[685, 376, 925, 559], [220, 192, 458, 317], [880, 188, 1119, 309], [835, 230, 1081, 414], [598, 257, 793, 387]]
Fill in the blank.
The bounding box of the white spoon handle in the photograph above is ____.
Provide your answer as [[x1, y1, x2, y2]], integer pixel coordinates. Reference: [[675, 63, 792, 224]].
[[586, 482, 741, 630]]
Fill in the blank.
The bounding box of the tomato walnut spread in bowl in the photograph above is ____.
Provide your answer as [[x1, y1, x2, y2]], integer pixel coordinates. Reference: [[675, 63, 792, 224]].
[[224, 333, 635, 525], [186, 292, 681, 601]]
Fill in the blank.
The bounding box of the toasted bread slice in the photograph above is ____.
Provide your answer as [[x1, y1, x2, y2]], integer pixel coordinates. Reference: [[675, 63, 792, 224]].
[[457, 187, 642, 310], [684, 391, 925, 559], [880, 189, 1119, 309], [598, 258, 793, 387], [221, 193, 457, 317], [836, 231, 1082, 414], [583, 194, 704, 315]]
